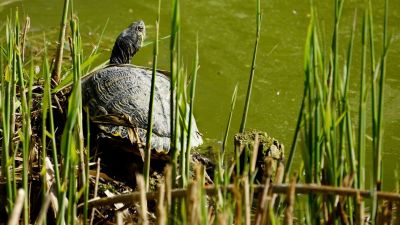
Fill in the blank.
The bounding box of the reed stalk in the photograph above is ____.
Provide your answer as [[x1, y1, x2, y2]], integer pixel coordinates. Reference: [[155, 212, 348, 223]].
[[42, 36, 61, 194], [239, 0, 262, 133], [222, 84, 238, 154], [40, 35, 50, 214], [2, 12, 19, 215], [56, 16, 83, 225], [372, 0, 390, 221], [331, 0, 343, 99], [284, 86, 306, 183], [7, 189, 25, 225], [344, 10, 357, 188], [375, 0, 389, 192], [169, 0, 179, 187], [368, 0, 377, 157], [137, 175, 149, 225], [144, 0, 161, 191], [169, 0, 181, 222], [35, 194, 51, 225], [185, 37, 199, 180], [83, 109, 91, 224], [16, 16, 32, 225], [357, 9, 368, 191], [52, 0, 70, 84]]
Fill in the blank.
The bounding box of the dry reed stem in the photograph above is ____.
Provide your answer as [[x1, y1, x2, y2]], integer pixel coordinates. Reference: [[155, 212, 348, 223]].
[[34, 194, 51, 225], [217, 212, 228, 225], [187, 181, 200, 225], [284, 175, 296, 225], [270, 160, 284, 209], [377, 201, 393, 225], [136, 174, 149, 225], [52, 0, 69, 84], [250, 134, 259, 174], [395, 202, 400, 224], [356, 192, 364, 225], [254, 157, 273, 225], [21, 17, 30, 62], [7, 189, 25, 225], [233, 181, 242, 225], [336, 175, 354, 225], [116, 211, 123, 225], [229, 143, 246, 177], [244, 177, 251, 225], [157, 183, 166, 225], [45, 157, 60, 218], [90, 158, 101, 225], [165, 165, 172, 210], [249, 136, 259, 204]]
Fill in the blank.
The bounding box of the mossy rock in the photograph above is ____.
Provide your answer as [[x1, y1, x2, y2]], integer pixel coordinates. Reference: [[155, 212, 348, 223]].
[[234, 130, 284, 181]]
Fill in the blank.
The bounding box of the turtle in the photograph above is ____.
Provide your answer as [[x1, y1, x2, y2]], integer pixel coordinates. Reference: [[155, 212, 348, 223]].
[[82, 20, 203, 160]]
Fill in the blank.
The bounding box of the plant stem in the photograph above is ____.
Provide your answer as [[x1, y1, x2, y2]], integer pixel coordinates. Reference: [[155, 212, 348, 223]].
[[240, 0, 262, 133], [144, 0, 161, 191]]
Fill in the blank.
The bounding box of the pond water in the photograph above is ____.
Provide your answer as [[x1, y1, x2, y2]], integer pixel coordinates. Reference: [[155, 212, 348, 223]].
[[1, 0, 399, 190]]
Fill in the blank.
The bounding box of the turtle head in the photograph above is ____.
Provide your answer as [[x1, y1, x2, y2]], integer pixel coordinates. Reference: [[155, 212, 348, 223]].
[[110, 20, 146, 64], [128, 20, 146, 48]]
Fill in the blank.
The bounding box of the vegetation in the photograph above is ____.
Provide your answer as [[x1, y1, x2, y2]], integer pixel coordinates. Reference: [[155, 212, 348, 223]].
[[0, 0, 399, 224]]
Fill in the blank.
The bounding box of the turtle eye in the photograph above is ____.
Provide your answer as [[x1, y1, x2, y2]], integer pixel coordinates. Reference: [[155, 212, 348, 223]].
[[136, 25, 144, 32]]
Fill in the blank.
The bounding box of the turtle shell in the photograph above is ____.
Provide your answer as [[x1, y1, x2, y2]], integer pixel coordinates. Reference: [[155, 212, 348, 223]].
[[82, 65, 203, 157]]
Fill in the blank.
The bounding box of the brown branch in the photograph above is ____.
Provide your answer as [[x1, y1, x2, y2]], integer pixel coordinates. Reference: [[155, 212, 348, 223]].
[[78, 183, 400, 210]]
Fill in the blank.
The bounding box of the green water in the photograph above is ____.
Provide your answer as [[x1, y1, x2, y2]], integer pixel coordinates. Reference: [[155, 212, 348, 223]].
[[1, 0, 400, 190]]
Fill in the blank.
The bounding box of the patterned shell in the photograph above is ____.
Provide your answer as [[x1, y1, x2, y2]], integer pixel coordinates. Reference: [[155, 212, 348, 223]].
[[82, 65, 203, 155]]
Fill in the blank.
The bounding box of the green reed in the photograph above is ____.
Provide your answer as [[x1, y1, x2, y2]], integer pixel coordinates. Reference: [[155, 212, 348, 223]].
[[342, 9, 357, 188], [375, 0, 390, 191], [52, 0, 70, 84], [144, 0, 161, 191], [369, 0, 390, 220], [42, 33, 62, 196], [2, 11, 21, 216], [282, 0, 392, 223], [222, 84, 238, 156], [16, 16, 32, 225], [239, 0, 262, 133], [55, 10, 85, 224], [169, 0, 187, 220], [358, 8, 368, 191], [185, 37, 199, 180], [169, 0, 179, 191], [167, 0, 203, 191], [166, 0, 205, 221], [214, 83, 239, 225]]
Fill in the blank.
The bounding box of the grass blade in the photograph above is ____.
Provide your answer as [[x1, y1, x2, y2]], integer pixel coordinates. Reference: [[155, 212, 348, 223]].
[[222, 84, 238, 154], [185, 36, 199, 180]]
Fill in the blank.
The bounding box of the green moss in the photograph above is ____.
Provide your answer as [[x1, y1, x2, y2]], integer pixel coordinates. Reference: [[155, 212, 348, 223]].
[[234, 130, 284, 160]]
